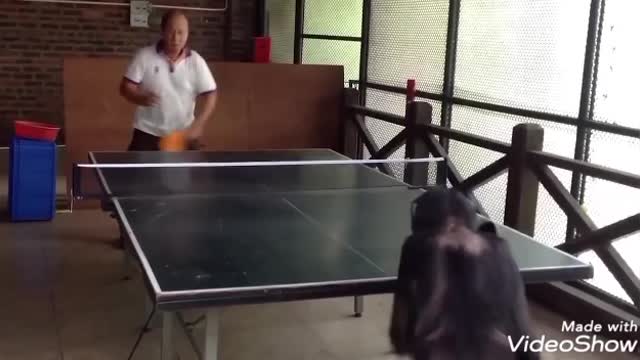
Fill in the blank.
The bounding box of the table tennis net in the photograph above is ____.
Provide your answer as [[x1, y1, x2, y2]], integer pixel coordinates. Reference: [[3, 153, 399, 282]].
[[72, 157, 444, 200]]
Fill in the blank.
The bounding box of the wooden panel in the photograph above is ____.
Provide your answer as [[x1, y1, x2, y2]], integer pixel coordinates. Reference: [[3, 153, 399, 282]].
[[244, 63, 344, 149], [63, 57, 344, 205]]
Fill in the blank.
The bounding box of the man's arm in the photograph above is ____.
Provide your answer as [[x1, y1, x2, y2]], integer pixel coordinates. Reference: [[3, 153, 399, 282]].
[[186, 55, 219, 140], [188, 90, 218, 139], [119, 78, 159, 107], [119, 49, 158, 107]]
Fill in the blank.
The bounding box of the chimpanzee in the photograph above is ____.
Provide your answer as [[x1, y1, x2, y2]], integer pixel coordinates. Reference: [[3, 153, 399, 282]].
[[389, 188, 539, 360]]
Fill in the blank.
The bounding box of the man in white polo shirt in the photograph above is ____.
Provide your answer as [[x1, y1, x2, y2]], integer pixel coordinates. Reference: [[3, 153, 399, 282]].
[[119, 9, 218, 150], [108, 10, 217, 249]]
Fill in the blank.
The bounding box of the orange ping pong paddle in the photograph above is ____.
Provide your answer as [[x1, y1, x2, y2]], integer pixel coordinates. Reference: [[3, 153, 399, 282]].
[[159, 130, 187, 151]]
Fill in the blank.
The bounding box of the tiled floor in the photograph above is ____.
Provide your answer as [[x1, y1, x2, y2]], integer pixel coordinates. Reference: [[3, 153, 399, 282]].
[[0, 208, 637, 360]]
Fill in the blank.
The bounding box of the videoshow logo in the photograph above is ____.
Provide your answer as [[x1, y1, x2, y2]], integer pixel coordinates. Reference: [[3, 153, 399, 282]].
[[508, 320, 638, 353]]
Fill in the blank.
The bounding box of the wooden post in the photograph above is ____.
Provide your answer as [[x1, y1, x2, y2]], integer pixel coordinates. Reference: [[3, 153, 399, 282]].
[[504, 123, 544, 236], [343, 88, 362, 159], [404, 101, 432, 186]]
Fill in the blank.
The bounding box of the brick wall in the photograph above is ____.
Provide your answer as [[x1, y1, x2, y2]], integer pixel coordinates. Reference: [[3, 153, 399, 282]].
[[0, 0, 257, 146]]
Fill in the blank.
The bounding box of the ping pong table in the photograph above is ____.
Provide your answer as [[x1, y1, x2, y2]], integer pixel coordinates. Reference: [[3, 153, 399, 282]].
[[86, 148, 593, 360]]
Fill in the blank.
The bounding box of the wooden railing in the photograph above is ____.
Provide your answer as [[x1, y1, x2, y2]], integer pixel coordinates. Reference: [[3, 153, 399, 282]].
[[343, 88, 640, 319]]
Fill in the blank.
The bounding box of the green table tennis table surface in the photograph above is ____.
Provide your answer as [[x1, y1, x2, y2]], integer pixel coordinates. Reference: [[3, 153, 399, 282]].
[[90, 148, 593, 310]]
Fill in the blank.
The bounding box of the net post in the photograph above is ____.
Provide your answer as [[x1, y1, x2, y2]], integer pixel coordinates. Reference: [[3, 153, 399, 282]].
[[504, 123, 544, 236], [404, 100, 432, 186], [71, 162, 81, 200]]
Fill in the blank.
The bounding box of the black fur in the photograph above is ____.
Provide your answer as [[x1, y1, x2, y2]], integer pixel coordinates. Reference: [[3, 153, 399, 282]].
[[390, 188, 539, 360]]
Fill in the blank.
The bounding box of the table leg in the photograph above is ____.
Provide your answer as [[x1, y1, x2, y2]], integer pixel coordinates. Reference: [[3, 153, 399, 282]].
[[122, 240, 133, 280], [354, 296, 364, 317], [203, 309, 220, 360], [161, 312, 176, 360]]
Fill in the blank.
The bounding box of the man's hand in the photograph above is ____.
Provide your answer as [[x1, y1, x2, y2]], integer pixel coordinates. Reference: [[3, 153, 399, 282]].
[[120, 78, 160, 107], [138, 89, 160, 107], [184, 91, 218, 148], [185, 122, 204, 141]]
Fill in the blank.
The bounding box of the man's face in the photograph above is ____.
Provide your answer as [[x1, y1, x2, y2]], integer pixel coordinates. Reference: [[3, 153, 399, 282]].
[[163, 14, 189, 54]]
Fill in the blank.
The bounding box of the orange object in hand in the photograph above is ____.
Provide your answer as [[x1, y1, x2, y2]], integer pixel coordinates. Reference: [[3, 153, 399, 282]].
[[159, 131, 187, 151]]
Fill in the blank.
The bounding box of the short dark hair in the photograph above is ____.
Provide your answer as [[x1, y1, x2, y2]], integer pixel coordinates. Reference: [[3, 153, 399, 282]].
[[160, 10, 188, 31]]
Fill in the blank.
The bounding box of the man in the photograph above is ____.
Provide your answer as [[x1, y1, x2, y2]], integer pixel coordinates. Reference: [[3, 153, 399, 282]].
[[119, 10, 218, 150], [108, 10, 218, 249]]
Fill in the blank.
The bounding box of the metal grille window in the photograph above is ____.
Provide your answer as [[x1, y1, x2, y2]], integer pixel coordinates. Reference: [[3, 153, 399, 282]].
[[364, 89, 407, 179], [290, 0, 639, 314], [456, 0, 590, 117], [367, 0, 449, 93], [593, 1, 640, 128], [267, 0, 296, 63], [449, 105, 576, 246], [299, 0, 364, 84], [303, 0, 363, 37], [302, 39, 361, 83], [580, 134, 640, 303]]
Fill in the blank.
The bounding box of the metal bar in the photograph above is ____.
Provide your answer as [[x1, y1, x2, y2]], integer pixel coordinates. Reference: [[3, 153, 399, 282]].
[[583, 119, 640, 139], [455, 156, 509, 194], [358, 0, 371, 104], [293, 0, 305, 64], [348, 104, 405, 126], [371, 129, 407, 160], [301, 34, 362, 42], [423, 133, 489, 217], [569, 0, 606, 242], [175, 312, 203, 360], [365, 82, 444, 102], [440, 0, 462, 150], [558, 213, 640, 254], [354, 296, 364, 317], [20, 0, 229, 11], [255, 0, 267, 36], [161, 312, 175, 360], [204, 309, 220, 360], [364, 82, 640, 140], [419, 124, 511, 154], [222, 0, 232, 60], [529, 150, 640, 190], [452, 97, 577, 126]]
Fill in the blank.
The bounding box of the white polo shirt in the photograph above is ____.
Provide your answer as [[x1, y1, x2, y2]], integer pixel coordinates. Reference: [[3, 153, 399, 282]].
[[123, 42, 217, 136]]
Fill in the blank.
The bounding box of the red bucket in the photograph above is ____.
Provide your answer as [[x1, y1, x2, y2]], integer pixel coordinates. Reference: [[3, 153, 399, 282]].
[[14, 120, 60, 142]]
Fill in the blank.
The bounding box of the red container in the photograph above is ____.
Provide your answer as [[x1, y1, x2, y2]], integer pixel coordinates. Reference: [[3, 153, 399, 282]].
[[14, 120, 60, 142], [253, 36, 271, 63]]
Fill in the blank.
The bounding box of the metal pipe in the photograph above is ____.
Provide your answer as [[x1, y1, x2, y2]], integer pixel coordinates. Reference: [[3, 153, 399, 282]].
[[20, 0, 228, 12]]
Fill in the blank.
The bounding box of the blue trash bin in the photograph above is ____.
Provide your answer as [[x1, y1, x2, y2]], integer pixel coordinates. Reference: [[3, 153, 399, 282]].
[[8, 136, 57, 221]]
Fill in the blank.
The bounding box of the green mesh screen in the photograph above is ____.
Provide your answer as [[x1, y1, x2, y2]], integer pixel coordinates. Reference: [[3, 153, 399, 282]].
[[456, 0, 590, 117], [580, 132, 640, 304], [360, 0, 639, 308], [303, 0, 363, 37], [582, 1, 640, 305], [299, 0, 363, 84], [593, 1, 640, 128], [302, 39, 361, 83], [267, 0, 296, 63], [367, 0, 449, 93]]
